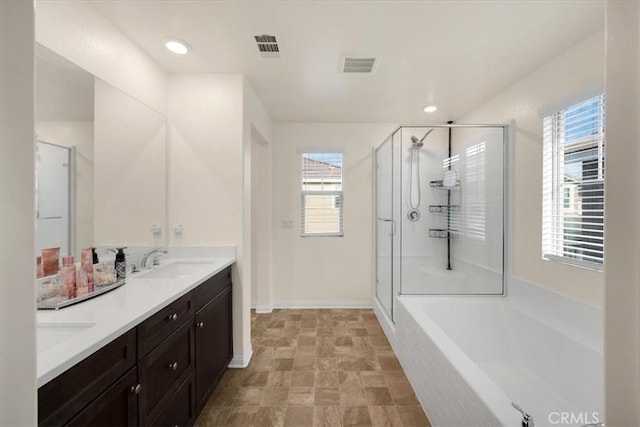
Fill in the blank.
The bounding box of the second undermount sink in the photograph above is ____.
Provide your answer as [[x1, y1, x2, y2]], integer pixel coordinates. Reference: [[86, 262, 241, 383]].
[[37, 322, 96, 352], [136, 261, 216, 280]]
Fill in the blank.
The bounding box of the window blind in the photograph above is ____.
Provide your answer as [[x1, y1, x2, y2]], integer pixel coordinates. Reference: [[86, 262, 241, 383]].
[[301, 152, 344, 236], [542, 94, 605, 267]]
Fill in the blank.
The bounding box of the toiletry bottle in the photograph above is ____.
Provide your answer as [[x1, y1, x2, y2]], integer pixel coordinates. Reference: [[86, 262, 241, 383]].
[[76, 268, 88, 297], [79, 248, 92, 297], [36, 256, 44, 279], [61, 256, 75, 299], [115, 248, 126, 281], [88, 248, 99, 293]]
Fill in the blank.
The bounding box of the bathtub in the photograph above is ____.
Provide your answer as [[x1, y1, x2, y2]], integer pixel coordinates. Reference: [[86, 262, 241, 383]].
[[375, 279, 604, 427]]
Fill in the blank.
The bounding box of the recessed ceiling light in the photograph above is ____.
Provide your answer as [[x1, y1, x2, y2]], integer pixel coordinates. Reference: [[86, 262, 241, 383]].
[[423, 105, 438, 113], [166, 39, 190, 55]]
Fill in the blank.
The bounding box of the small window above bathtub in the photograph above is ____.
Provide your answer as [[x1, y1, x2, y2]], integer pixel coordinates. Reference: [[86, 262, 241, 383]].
[[300, 152, 344, 237], [542, 94, 605, 271]]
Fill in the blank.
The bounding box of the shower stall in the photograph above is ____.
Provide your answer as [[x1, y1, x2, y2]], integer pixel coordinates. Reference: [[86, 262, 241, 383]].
[[374, 124, 507, 322]]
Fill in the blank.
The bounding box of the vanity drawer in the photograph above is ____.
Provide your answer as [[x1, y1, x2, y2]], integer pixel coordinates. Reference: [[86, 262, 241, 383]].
[[138, 320, 195, 425], [38, 329, 136, 426], [192, 266, 231, 311], [150, 372, 196, 427], [138, 291, 193, 358]]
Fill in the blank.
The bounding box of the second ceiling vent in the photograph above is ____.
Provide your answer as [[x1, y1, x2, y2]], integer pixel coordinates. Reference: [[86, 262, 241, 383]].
[[342, 56, 377, 73], [254, 34, 280, 58]]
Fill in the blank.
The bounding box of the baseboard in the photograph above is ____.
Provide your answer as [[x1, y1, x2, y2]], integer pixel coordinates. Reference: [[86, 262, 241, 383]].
[[255, 304, 273, 314], [228, 347, 253, 369], [271, 300, 373, 309]]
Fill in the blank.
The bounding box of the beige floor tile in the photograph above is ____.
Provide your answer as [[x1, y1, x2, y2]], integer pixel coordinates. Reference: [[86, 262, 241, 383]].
[[396, 407, 431, 426], [313, 406, 343, 427], [284, 406, 314, 427], [291, 370, 315, 387], [287, 386, 315, 406], [315, 371, 339, 387], [232, 387, 263, 406], [369, 406, 403, 427], [266, 371, 292, 387], [197, 309, 430, 427], [314, 387, 340, 406], [226, 406, 259, 426], [260, 387, 289, 407], [342, 407, 373, 427], [365, 387, 395, 406], [255, 406, 287, 427], [360, 372, 387, 387], [339, 384, 369, 407]]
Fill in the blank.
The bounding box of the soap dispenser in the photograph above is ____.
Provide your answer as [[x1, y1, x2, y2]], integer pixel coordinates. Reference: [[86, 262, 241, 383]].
[[115, 248, 127, 281]]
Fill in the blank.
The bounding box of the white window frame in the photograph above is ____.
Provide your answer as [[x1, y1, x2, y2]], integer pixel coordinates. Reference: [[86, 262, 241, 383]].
[[542, 94, 605, 271], [300, 151, 344, 237]]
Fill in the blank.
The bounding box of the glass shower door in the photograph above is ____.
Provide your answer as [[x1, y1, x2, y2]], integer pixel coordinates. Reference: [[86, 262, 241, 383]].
[[375, 138, 394, 319]]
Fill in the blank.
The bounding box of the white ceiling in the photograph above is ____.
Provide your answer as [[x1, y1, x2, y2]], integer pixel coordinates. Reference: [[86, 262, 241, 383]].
[[92, 0, 604, 123]]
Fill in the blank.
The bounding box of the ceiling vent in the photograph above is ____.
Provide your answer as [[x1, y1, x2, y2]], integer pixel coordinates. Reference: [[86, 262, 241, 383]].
[[254, 34, 280, 58], [342, 56, 377, 73]]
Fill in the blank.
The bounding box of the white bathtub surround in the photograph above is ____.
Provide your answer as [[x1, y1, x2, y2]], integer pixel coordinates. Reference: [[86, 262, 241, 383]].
[[37, 246, 236, 387], [375, 281, 603, 427]]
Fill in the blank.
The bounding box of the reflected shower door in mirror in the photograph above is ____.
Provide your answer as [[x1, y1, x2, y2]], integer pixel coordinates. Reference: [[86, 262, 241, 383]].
[[35, 44, 167, 258]]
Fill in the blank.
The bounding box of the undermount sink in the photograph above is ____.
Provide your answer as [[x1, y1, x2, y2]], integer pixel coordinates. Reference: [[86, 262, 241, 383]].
[[37, 322, 96, 352], [135, 261, 216, 280]]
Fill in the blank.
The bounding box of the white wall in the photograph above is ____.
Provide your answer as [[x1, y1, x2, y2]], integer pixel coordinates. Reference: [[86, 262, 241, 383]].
[[36, 1, 167, 115], [0, 0, 37, 424], [271, 123, 395, 306], [243, 79, 273, 313], [36, 121, 94, 253], [604, 1, 640, 424], [167, 74, 272, 365], [459, 31, 605, 306]]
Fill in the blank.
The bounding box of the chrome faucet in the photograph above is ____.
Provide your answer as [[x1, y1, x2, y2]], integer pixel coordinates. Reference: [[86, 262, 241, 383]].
[[140, 248, 168, 269], [512, 402, 534, 427]]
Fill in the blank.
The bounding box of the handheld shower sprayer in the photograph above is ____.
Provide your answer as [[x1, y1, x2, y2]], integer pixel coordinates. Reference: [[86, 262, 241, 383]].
[[407, 128, 435, 221]]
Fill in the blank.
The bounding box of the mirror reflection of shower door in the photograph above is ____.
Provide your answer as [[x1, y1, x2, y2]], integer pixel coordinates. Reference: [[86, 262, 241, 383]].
[[36, 141, 74, 257], [375, 140, 393, 319]]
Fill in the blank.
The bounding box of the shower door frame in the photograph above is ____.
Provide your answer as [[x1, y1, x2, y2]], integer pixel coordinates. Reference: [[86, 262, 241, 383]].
[[373, 123, 512, 323]]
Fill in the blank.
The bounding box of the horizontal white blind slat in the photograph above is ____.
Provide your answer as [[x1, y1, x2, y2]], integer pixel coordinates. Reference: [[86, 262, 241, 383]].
[[542, 94, 605, 267]]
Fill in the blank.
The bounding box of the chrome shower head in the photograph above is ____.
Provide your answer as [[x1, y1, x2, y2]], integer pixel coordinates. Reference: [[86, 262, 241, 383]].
[[410, 129, 435, 148]]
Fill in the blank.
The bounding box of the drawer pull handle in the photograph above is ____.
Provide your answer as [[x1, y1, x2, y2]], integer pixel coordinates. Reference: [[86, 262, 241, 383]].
[[130, 384, 142, 395], [168, 313, 178, 321], [168, 362, 178, 371], [197, 321, 205, 329]]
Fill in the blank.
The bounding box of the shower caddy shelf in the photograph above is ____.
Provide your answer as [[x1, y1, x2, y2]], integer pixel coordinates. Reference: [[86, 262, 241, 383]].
[[428, 176, 460, 240], [428, 205, 460, 213], [429, 180, 460, 188]]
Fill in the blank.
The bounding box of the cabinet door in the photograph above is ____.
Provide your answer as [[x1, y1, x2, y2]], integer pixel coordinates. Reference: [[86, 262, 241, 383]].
[[139, 320, 195, 425], [39, 329, 137, 426], [195, 286, 232, 413], [66, 368, 138, 426], [151, 373, 196, 427]]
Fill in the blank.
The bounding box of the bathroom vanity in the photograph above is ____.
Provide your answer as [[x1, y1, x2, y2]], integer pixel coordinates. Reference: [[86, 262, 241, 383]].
[[37, 253, 234, 426]]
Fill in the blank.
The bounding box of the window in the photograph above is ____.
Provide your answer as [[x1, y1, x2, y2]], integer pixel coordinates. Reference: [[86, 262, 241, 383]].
[[465, 142, 486, 241], [542, 94, 605, 268], [301, 152, 343, 236]]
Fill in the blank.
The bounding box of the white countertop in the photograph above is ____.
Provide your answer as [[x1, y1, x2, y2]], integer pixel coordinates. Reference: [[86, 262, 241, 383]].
[[37, 247, 235, 387]]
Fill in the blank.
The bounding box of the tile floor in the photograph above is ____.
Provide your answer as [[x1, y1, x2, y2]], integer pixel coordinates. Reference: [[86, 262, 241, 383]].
[[195, 309, 431, 427]]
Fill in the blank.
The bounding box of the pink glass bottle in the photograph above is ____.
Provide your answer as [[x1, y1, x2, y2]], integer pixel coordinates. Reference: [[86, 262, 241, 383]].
[[61, 256, 76, 299]]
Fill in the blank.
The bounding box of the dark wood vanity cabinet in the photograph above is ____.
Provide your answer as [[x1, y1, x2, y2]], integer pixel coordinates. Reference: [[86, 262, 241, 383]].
[[66, 368, 139, 427], [38, 266, 233, 427], [195, 285, 233, 412]]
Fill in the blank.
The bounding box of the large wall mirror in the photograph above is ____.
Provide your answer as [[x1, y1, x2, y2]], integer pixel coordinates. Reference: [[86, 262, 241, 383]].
[[35, 44, 167, 258]]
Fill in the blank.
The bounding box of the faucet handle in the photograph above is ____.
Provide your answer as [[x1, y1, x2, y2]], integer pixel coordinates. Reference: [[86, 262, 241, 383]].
[[511, 402, 534, 427]]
